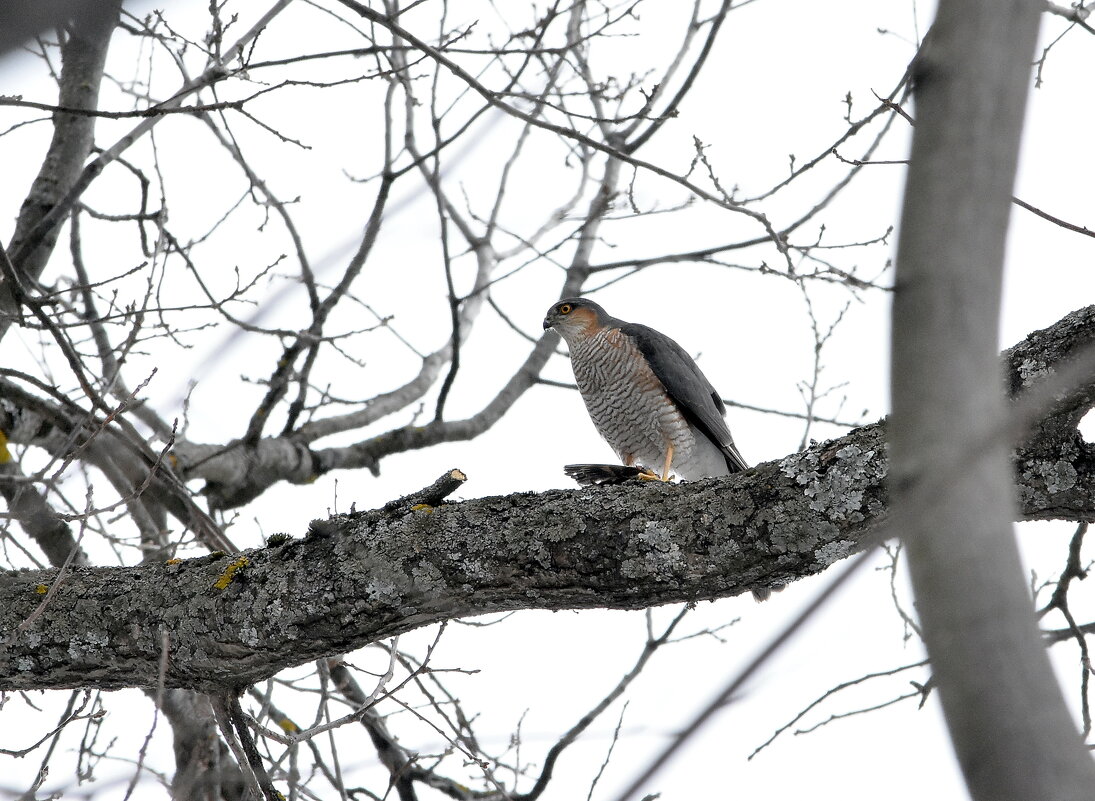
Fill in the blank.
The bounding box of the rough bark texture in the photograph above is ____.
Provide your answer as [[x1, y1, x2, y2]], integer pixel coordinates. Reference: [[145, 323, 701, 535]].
[[0, 458, 860, 693], [1013, 307, 1095, 522], [1, 304, 1092, 694], [891, 1, 1095, 799]]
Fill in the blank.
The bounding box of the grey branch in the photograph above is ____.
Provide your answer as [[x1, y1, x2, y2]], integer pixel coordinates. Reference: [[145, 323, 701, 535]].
[[0, 305, 1093, 694]]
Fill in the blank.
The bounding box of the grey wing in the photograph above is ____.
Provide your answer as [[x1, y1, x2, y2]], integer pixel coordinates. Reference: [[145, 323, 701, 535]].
[[621, 322, 748, 473]]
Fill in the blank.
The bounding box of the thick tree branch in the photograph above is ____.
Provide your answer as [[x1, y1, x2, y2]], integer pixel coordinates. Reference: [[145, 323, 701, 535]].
[[0, 447, 870, 693], [0, 305, 1092, 693]]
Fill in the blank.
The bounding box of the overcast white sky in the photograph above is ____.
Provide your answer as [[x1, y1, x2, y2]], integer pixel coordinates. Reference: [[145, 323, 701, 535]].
[[2, 0, 1094, 798]]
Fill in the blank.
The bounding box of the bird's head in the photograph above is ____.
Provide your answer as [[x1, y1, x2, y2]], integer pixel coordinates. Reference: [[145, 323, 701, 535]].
[[543, 297, 608, 343]]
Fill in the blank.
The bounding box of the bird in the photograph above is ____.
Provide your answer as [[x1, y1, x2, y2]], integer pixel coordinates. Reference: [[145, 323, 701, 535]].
[[543, 297, 775, 600], [543, 297, 748, 483]]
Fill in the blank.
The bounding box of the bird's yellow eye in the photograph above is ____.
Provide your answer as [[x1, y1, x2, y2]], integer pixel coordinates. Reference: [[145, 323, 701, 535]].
[[559, 303, 572, 315]]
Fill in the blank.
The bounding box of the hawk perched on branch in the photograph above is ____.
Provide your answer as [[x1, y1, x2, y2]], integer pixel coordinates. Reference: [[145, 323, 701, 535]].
[[544, 297, 748, 484]]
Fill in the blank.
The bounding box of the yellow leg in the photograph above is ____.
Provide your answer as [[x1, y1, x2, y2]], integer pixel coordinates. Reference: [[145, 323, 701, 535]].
[[661, 443, 674, 482], [632, 454, 660, 481]]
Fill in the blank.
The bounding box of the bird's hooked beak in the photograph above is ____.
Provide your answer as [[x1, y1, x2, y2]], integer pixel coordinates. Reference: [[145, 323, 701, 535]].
[[542, 313, 554, 331]]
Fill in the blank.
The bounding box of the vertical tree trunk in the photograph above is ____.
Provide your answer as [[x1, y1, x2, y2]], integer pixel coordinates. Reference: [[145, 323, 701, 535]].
[[891, 1, 1095, 799]]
